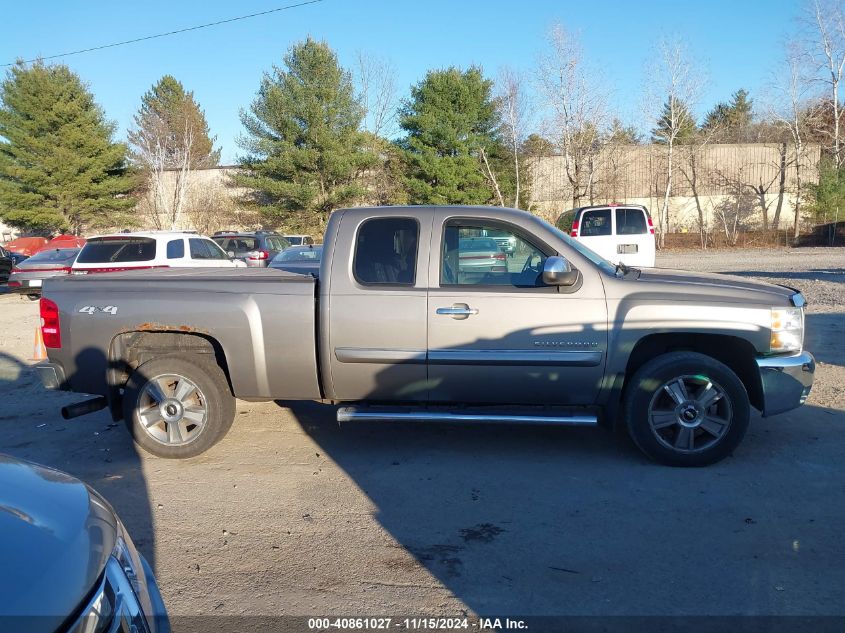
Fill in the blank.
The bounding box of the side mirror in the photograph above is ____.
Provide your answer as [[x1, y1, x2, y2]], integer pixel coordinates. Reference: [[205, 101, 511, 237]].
[[543, 255, 579, 286], [227, 251, 235, 258]]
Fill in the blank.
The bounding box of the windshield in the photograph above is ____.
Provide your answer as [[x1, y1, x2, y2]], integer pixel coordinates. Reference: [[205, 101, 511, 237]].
[[77, 238, 156, 263], [275, 246, 322, 262], [546, 224, 617, 275]]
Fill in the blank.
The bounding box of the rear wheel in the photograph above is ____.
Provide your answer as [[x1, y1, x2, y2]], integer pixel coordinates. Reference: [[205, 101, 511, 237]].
[[123, 355, 235, 459], [623, 352, 750, 466]]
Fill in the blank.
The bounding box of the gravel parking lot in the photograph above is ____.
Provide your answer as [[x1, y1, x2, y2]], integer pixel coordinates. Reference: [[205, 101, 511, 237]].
[[0, 247, 843, 626]]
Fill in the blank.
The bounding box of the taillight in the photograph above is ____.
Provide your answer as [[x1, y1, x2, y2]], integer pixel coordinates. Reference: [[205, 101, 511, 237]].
[[12, 266, 72, 273], [9, 281, 21, 288], [647, 216, 655, 235], [40, 297, 61, 348], [570, 220, 579, 237], [248, 250, 269, 261], [494, 252, 506, 261]]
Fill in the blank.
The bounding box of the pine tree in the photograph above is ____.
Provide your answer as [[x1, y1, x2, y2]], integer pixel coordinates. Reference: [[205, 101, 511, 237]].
[[651, 97, 697, 145], [235, 38, 375, 231], [606, 118, 642, 144], [399, 66, 511, 205], [128, 75, 220, 168], [0, 62, 136, 233], [702, 89, 753, 139]]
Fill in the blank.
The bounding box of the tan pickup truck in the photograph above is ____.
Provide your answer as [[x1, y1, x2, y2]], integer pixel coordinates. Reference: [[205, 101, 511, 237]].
[[36, 206, 815, 466]]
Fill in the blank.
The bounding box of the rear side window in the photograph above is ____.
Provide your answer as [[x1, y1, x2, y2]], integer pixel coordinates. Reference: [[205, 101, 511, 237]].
[[215, 237, 258, 252], [354, 218, 418, 285], [579, 209, 612, 237], [616, 208, 647, 235], [166, 239, 185, 259], [190, 238, 229, 260], [557, 210, 577, 231], [77, 238, 156, 263]]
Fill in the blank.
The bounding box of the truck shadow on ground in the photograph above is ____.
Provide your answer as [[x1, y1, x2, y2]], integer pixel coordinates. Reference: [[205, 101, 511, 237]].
[[282, 396, 845, 616], [0, 350, 157, 572], [276, 315, 836, 615]]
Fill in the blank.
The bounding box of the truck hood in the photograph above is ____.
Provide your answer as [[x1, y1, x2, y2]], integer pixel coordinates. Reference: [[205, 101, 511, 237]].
[[629, 268, 799, 305], [0, 455, 117, 631]]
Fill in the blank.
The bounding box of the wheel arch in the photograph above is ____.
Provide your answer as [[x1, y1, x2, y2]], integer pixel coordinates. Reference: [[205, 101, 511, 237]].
[[106, 330, 234, 420], [605, 332, 763, 428]]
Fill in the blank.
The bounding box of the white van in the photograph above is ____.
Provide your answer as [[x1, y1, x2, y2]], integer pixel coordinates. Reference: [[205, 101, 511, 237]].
[[557, 204, 656, 268], [72, 232, 245, 274]]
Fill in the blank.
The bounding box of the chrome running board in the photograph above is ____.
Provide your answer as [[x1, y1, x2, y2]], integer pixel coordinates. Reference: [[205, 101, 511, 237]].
[[337, 407, 598, 426]]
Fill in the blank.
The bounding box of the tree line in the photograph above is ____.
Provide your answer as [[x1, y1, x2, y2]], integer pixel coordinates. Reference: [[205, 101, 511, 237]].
[[0, 0, 843, 242]]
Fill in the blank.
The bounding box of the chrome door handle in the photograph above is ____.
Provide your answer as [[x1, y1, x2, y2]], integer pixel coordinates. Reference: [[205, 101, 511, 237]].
[[436, 305, 479, 317]]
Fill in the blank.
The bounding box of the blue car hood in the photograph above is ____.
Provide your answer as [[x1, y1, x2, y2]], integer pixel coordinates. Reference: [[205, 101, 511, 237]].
[[0, 455, 117, 632]]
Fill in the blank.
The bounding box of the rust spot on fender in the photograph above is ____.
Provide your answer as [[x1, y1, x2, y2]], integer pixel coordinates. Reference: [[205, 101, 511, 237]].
[[124, 323, 209, 335]]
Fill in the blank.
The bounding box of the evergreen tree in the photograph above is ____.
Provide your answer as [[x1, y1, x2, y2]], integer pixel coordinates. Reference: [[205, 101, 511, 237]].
[[0, 61, 136, 233], [520, 134, 555, 157], [128, 75, 220, 168], [606, 118, 642, 144], [702, 89, 753, 139], [399, 66, 510, 205], [235, 38, 375, 231], [806, 157, 845, 222], [651, 97, 697, 144]]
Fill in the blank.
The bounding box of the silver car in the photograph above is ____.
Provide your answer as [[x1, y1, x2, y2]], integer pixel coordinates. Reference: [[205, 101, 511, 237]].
[[8, 247, 80, 299]]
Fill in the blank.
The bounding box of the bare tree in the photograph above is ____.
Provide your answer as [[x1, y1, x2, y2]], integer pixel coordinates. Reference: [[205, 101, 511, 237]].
[[355, 51, 399, 139], [676, 126, 719, 248], [769, 40, 818, 238], [643, 39, 704, 248], [497, 67, 532, 207], [712, 164, 757, 246], [537, 23, 609, 208], [805, 0, 845, 167], [131, 113, 196, 230], [185, 178, 258, 236]]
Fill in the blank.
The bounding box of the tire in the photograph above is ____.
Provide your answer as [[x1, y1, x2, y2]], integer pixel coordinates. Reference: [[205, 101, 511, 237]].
[[123, 355, 235, 459], [623, 351, 750, 467]]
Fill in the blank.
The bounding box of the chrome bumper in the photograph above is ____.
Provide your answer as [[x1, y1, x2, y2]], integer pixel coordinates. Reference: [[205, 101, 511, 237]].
[[756, 351, 815, 417]]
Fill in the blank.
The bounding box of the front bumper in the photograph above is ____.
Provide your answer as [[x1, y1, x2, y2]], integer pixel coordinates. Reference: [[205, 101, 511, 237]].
[[756, 351, 815, 417]]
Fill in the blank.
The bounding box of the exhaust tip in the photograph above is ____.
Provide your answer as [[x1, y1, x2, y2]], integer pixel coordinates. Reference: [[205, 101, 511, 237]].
[[61, 396, 107, 420]]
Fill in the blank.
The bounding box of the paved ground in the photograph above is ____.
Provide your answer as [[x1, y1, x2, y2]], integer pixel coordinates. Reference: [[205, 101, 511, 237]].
[[0, 247, 843, 624]]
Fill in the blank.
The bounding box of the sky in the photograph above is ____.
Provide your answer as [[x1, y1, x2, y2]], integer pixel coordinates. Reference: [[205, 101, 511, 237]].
[[1, 0, 806, 164]]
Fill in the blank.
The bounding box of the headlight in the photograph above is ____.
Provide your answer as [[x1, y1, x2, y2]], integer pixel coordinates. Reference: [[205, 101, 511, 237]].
[[770, 307, 804, 353], [70, 522, 152, 633], [112, 527, 143, 595]]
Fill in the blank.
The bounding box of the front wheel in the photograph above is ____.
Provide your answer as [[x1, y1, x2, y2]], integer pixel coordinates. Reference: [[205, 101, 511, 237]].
[[123, 355, 235, 459], [623, 352, 750, 467]]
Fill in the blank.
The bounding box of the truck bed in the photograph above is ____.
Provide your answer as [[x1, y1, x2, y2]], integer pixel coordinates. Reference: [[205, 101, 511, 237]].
[[43, 267, 321, 401]]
